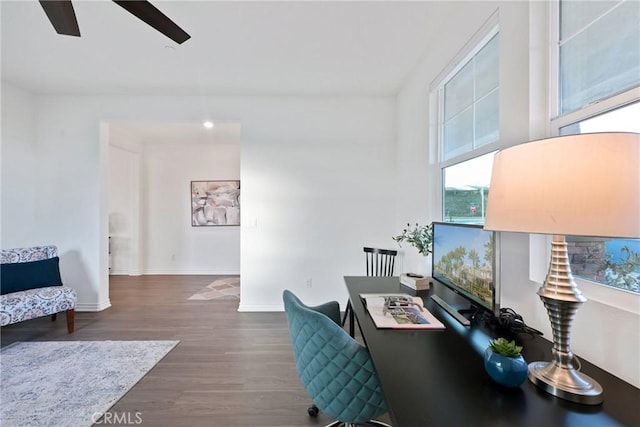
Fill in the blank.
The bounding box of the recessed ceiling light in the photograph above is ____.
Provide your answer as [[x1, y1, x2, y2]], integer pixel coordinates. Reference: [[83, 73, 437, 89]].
[[203, 121, 214, 129]]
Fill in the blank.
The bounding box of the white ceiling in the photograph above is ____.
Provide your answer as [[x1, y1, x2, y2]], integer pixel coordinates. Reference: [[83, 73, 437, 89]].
[[1, 0, 455, 96]]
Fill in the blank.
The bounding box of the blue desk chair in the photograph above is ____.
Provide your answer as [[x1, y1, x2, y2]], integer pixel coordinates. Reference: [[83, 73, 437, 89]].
[[283, 290, 391, 427]]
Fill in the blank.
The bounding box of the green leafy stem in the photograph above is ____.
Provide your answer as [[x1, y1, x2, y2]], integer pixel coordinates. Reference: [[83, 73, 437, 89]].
[[393, 223, 433, 256]]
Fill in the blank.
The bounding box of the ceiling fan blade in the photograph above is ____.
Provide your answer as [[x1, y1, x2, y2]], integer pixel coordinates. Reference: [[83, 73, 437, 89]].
[[112, 1, 190, 44], [39, 0, 81, 37]]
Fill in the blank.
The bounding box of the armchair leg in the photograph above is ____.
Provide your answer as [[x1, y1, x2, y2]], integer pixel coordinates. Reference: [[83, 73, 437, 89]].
[[51, 313, 57, 322], [66, 309, 75, 333]]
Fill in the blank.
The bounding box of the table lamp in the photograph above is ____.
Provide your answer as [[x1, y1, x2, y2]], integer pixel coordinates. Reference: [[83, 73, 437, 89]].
[[484, 132, 640, 405]]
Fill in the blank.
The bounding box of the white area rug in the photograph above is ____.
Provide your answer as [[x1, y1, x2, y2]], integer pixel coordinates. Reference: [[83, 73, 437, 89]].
[[188, 277, 240, 300], [0, 340, 179, 427]]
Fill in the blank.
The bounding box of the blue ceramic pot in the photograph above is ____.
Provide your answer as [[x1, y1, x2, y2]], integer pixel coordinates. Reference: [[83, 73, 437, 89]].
[[483, 348, 528, 388]]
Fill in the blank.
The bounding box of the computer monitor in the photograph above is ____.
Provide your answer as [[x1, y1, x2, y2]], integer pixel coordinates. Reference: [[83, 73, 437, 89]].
[[430, 222, 500, 324]]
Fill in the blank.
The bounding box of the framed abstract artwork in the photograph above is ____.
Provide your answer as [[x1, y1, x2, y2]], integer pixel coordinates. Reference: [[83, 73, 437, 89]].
[[191, 180, 240, 226]]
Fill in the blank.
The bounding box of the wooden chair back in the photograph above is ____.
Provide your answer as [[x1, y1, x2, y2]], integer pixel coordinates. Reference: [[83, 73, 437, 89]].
[[363, 247, 398, 277]]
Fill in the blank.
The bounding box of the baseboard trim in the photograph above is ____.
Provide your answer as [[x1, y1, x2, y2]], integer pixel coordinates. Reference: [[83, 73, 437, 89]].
[[139, 270, 240, 275], [109, 270, 143, 276], [76, 300, 111, 312]]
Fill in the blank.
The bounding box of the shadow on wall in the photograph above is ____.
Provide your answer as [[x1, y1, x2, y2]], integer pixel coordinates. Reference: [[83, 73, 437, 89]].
[[60, 249, 98, 307]]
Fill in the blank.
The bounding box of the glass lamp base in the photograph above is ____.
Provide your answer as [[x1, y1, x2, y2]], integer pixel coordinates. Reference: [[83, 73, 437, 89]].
[[528, 361, 603, 405]]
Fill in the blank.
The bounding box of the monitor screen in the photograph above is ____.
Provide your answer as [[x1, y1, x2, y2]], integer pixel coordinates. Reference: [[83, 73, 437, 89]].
[[431, 222, 499, 316]]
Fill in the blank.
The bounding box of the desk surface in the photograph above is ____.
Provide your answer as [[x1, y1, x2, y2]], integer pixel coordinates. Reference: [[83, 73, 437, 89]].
[[345, 276, 639, 427]]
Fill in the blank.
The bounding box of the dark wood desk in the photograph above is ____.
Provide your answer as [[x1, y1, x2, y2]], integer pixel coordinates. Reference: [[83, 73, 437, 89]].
[[345, 276, 639, 427]]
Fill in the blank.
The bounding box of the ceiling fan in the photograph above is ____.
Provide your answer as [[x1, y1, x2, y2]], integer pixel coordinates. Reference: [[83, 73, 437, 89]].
[[39, 0, 190, 44]]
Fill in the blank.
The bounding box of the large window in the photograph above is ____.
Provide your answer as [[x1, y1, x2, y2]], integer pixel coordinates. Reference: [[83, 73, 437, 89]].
[[437, 23, 499, 225], [558, 0, 639, 115], [553, 0, 640, 294], [442, 34, 499, 160], [442, 152, 495, 224]]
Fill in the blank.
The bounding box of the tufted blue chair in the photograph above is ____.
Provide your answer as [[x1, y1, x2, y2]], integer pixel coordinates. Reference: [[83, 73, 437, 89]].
[[283, 290, 391, 427]]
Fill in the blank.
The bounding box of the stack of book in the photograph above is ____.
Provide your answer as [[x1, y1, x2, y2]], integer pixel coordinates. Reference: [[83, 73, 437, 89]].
[[400, 273, 430, 290]]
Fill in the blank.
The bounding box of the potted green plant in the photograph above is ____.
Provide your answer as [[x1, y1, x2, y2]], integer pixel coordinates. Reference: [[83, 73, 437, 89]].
[[393, 223, 433, 256], [484, 337, 528, 387]]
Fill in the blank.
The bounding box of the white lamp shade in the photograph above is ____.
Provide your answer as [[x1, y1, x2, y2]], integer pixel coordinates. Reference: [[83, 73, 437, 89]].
[[484, 132, 640, 238]]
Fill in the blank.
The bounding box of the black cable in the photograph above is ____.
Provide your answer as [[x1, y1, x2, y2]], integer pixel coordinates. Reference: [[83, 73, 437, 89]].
[[475, 308, 543, 337]]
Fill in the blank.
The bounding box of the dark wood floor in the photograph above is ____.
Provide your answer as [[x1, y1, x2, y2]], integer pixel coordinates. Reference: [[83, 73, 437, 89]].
[[1, 275, 391, 427]]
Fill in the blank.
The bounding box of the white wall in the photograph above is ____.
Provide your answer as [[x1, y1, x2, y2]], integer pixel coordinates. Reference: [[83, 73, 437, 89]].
[[1, 83, 107, 309], [142, 141, 240, 274], [1, 84, 37, 248], [2, 84, 102, 309], [395, 1, 639, 387], [1, 91, 396, 313], [239, 98, 397, 310]]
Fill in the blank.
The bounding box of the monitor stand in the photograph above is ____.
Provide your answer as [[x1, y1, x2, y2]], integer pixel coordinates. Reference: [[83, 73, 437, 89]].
[[430, 295, 471, 326]]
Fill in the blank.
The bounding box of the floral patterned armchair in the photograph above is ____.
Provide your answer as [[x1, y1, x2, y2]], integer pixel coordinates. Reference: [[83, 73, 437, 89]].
[[1, 245, 77, 332]]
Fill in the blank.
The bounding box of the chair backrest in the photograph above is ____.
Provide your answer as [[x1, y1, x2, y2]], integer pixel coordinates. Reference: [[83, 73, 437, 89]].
[[363, 247, 397, 276], [1, 246, 58, 264], [283, 290, 388, 424]]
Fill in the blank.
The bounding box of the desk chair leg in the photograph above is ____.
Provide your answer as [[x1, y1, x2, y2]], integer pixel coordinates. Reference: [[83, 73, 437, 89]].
[[341, 300, 355, 338]]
